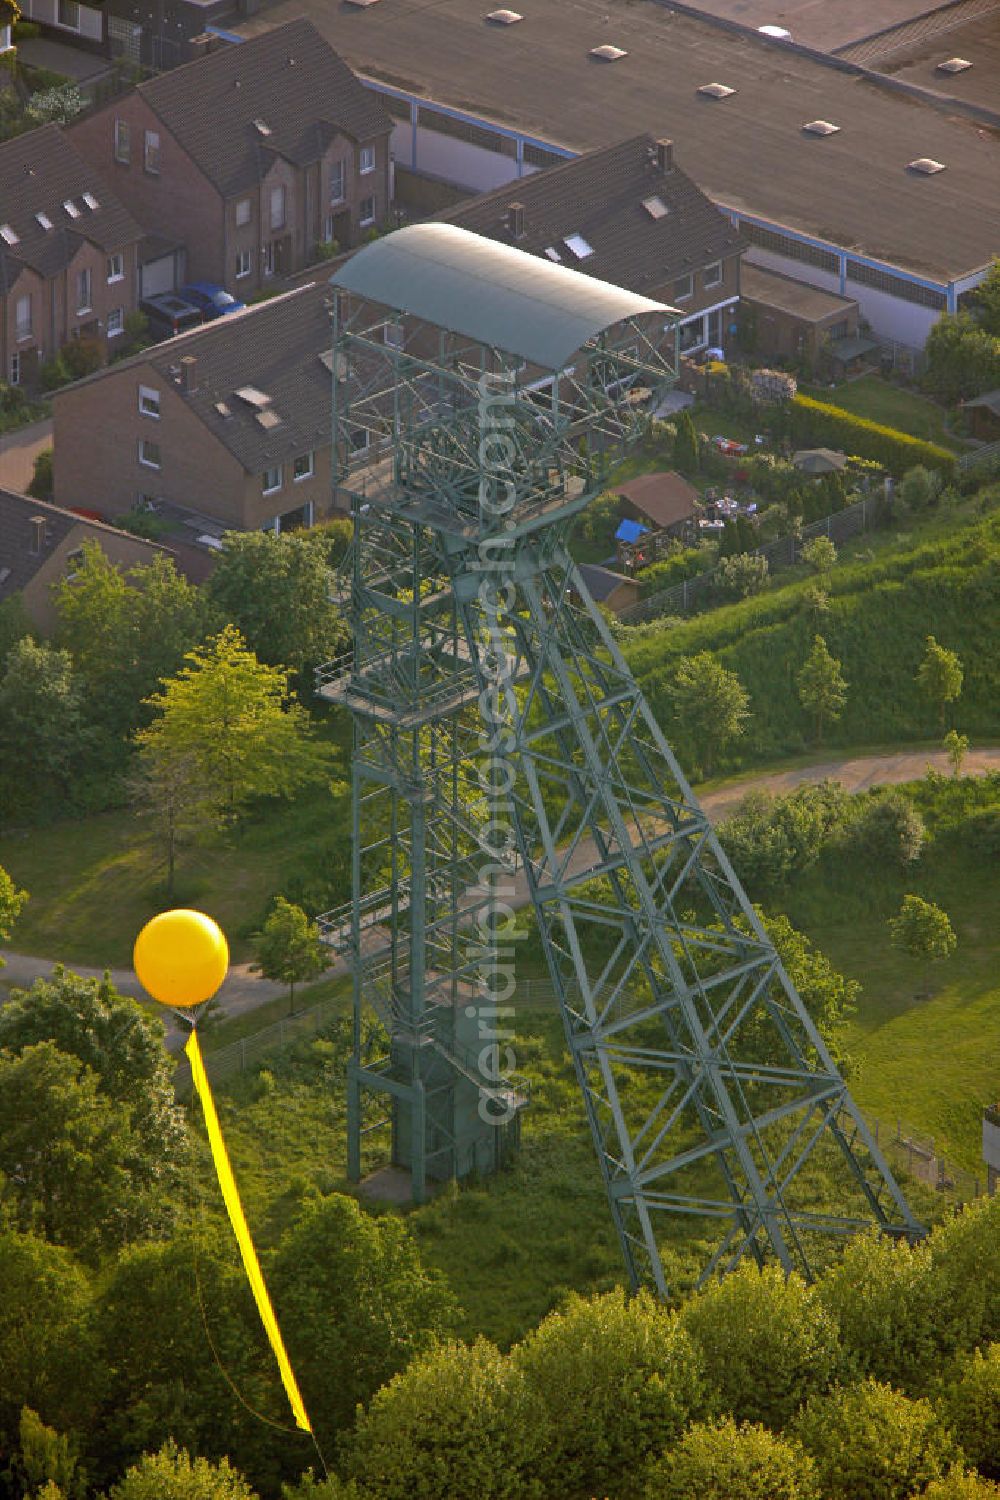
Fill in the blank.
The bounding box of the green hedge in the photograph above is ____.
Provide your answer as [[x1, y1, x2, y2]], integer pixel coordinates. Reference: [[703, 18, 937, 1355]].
[[786, 394, 956, 478]]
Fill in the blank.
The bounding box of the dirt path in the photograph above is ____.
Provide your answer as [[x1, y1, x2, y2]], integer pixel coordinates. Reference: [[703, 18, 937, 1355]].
[[4, 745, 997, 1034]]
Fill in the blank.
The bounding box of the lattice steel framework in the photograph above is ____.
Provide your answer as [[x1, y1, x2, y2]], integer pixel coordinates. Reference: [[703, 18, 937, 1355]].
[[317, 248, 921, 1295]]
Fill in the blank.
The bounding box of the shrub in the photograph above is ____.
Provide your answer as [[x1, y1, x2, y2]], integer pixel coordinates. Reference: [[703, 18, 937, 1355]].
[[785, 394, 956, 477], [719, 779, 854, 890], [925, 1195, 1000, 1353], [638, 547, 708, 596], [792, 1380, 962, 1500], [841, 790, 926, 870], [680, 1263, 842, 1429], [900, 466, 942, 512], [921, 1473, 1000, 1499], [107, 1441, 258, 1500], [718, 551, 770, 600], [936, 1345, 1000, 1477], [510, 1289, 709, 1500], [642, 1419, 819, 1500], [26, 447, 53, 501]]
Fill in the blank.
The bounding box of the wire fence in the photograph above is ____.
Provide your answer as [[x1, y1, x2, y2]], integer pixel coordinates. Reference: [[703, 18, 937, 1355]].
[[174, 984, 988, 1205], [618, 494, 879, 626]]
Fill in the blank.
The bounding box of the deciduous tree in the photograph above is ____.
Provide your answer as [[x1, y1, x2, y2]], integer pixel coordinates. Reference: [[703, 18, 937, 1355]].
[[937, 1344, 1000, 1477], [791, 1379, 961, 1500], [0, 1233, 96, 1439], [206, 531, 346, 679], [802, 535, 837, 575], [889, 895, 957, 986], [252, 898, 326, 1013], [0, 862, 27, 959], [944, 729, 970, 778], [797, 634, 847, 744], [917, 636, 963, 730], [671, 651, 750, 777], [642, 1419, 819, 1500], [0, 637, 88, 817], [106, 1442, 259, 1500]]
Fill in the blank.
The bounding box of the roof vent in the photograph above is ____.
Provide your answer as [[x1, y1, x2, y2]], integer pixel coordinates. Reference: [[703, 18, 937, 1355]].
[[698, 82, 735, 98], [642, 195, 668, 220], [507, 201, 525, 239], [803, 119, 840, 135], [937, 56, 971, 73], [908, 157, 946, 174], [235, 385, 272, 408], [35, 211, 53, 231], [487, 8, 523, 21], [82, 191, 99, 210], [758, 24, 792, 39], [656, 138, 674, 172], [0, 224, 18, 246], [63, 199, 81, 219], [563, 232, 594, 259], [344, 0, 382, 9], [29, 515, 46, 554], [590, 44, 627, 60], [253, 118, 272, 137], [180, 355, 198, 395], [544, 246, 561, 262]]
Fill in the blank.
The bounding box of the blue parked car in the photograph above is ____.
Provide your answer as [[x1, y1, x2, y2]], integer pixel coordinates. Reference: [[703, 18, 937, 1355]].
[[180, 282, 246, 320]]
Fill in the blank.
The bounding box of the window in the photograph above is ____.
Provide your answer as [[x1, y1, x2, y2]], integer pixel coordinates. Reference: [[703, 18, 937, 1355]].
[[360, 195, 376, 227], [107, 307, 124, 338], [673, 273, 693, 301], [703, 260, 722, 288], [383, 321, 404, 349], [57, 0, 80, 28], [323, 214, 335, 244], [845, 259, 946, 310], [828, 319, 849, 341], [349, 426, 369, 453], [359, 145, 375, 174], [10, 351, 19, 385], [235, 248, 252, 279], [138, 437, 161, 469], [75, 267, 92, 314], [107, 251, 124, 283], [742, 221, 840, 275], [269, 184, 285, 231], [293, 451, 314, 481], [262, 242, 274, 278], [143, 129, 160, 174], [138, 384, 160, 418], [15, 293, 31, 340], [329, 159, 345, 203], [235, 197, 251, 227], [114, 118, 130, 164], [262, 465, 282, 494]]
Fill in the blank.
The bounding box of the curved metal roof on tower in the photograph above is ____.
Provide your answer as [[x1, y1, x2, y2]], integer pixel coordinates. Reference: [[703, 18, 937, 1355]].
[[329, 222, 670, 370]]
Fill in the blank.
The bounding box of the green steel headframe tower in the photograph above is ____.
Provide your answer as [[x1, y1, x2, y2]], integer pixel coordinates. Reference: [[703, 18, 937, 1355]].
[[318, 224, 920, 1296]]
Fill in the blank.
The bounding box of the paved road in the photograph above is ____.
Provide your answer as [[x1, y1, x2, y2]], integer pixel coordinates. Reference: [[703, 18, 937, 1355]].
[[0, 416, 52, 495], [4, 745, 998, 1036]]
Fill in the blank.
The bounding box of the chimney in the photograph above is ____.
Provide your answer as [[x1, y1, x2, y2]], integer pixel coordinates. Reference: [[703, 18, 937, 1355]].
[[29, 515, 45, 554], [656, 138, 674, 173], [507, 201, 525, 239], [180, 355, 198, 394]]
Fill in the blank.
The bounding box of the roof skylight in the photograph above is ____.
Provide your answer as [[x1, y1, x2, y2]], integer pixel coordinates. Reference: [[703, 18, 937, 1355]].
[[235, 385, 272, 407], [255, 408, 283, 430], [642, 195, 669, 219], [544, 246, 561, 261], [698, 82, 735, 98], [487, 9, 523, 22], [937, 57, 971, 73], [63, 199, 81, 219], [253, 118, 272, 136], [590, 44, 627, 60], [908, 157, 946, 174], [35, 211, 53, 230], [803, 119, 840, 136], [82, 191, 99, 210], [0, 224, 18, 246], [563, 233, 594, 259]]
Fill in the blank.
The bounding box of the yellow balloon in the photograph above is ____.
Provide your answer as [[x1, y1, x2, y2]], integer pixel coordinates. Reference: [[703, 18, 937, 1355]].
[[134, 909, 229, 1008]]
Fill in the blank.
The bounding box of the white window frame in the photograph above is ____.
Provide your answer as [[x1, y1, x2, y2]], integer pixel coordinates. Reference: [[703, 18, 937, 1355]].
[[235, 197, 251, 227], [703, 260, 723, 289], [138, 437, 161, 469], [10, 351, 19, 385], [359, 145, 375, 175], [674, 272, 694, 301], [138, 384, 161, 419], [15, 294, 32, 340], [107, 307, 124, 338], [269, 184, 285, 231], [76, 267, 92, 314], [262, 464, 283, 495], [57, 0, 80, 30], [235, 248, 252, 280], [329, 159, 345, 203], [359, 195, 376, 227], [114, 117, 130, 165], [106, 251, 124, 283], [143, 129, 160, 175], [293, 451, 315, 482]]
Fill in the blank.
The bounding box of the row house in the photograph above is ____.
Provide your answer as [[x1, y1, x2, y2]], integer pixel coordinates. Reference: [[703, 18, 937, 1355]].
[[0, 123, 143, 389], [69, 18, 395, 298], [52, 281, 337, 534]]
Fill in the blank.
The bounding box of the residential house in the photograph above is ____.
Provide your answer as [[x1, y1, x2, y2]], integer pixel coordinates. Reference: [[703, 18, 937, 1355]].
[[51, 280, 338, 533], [0, 488, 172, 633], [17, 0, 232, 70], [442, 136, 745, 358], [0, 123, 144, 389], [574, 563, 641, 616], [69, 19, 395, 296], [614, 471, 700, 542]]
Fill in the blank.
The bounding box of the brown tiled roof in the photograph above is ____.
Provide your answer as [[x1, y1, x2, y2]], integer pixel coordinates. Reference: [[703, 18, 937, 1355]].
[[136, 19, 393, 198], [614, 470, 699, 529], [0, 124, 142, 294], [439, 135, 742, 295]]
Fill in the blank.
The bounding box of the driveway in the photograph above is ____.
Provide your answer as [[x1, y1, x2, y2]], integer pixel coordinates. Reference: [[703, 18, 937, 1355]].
[[0, 416, 52, 495]]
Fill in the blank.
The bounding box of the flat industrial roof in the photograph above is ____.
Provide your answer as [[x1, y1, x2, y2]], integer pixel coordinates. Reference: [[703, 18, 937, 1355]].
[[330, 222, 669, 367], [741, 263, 859, 321], [239, 0, 1000, 282], [875, 8, 1000, 115]]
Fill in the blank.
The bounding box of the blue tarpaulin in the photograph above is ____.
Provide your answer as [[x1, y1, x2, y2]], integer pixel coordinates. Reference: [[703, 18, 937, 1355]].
[[615, 519, 648, 543]]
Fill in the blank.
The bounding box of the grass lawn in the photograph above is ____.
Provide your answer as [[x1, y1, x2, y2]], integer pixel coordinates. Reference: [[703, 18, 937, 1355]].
[[0, 778, 347, 968], [801, 376, 961, 451]]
